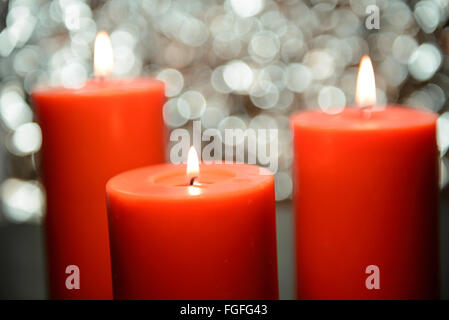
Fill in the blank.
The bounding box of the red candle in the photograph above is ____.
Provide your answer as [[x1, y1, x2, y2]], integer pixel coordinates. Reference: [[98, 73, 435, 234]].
[[32, 32, 166, 299], [106, 148, 278, 299], [291, 56, 439, 299]]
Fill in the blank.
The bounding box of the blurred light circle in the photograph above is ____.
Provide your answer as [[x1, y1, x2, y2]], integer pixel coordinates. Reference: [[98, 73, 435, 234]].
[[111, 30, 137, 50], [213, 32, 242, 60], [405, 90, 434, 111], [424, 83, 445, 112], [333, 9, 361, 37], [230, 0, 264, 18], [0, 89, 33, 130], [408, 43, 441, 81], [249, 114, 277, 130], [0, 29, 16, 57], [163, 98, 189, 128], [379, 57, 407, 87], [112, 46, 136, 76], [210, 13, 234, 36], [384, 1, 413, 30], [437, 112, 449, 156], [5, 5, 36, 46], [441, 158, 449, 189], [179, 18, 209, 47], [163, 42, 195, 69], [281, 38, 305, 63], [61, 62, 87, 89], [201, 106, 228, 129], [261, 10, 288, 36], [71, 35, 90, 60], [249, 114, 278, 143], [260, 64, 286, 90], [250, 81, 279, 109], [211, 66, 233, 94], [223, 60, 254, 92], [374, 89, 387, 111], [142, 0, 171, 16], [349, 0, 378, 16], [276, 89, 295, 110], [157, 68, 184, 97], [219, 116, 247, 145], [407, 84, 445, 112], [63, 3, 81, 30], [178, 90, 206, 119], [249, 30, 280, 61], [304, 49, 335, 80], [414, 1, 440, 34], [233, 16, 255, 37], [13, 46, 39, 76], [392, 35, 418, 64], [286, 63, 312, 93], [274, 171, 292, 201], [1, 179, 44, 223], [318, 86, 346, 114], [11, 122, 42, 156]]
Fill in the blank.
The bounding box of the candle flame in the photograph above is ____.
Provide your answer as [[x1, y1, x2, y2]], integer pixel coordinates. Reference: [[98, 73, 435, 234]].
[[355, 55, 376, 108], [186, 146, 199, 185], [94, 31, 113, 78]]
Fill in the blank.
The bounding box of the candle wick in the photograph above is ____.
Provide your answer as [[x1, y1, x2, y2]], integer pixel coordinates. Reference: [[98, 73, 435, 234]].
[[189, 177, 197, 185]]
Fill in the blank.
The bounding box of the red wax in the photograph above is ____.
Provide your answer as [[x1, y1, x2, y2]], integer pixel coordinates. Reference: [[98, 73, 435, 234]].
[[291, 106, 439, 299], [32, 78, 166, 299], [106, 163, 278, 299]]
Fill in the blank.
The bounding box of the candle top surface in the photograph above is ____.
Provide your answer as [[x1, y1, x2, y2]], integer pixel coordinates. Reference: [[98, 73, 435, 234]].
[[291, 106, 438, 131], [31, 77, 164, 97], [106, 163, 273, 200]]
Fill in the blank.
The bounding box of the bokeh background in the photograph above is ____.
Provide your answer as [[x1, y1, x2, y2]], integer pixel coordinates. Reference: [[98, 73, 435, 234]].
[[0, 0, 448, 299]]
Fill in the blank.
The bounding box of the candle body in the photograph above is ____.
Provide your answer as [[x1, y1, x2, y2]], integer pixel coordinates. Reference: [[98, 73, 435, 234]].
[[106, 163, 279, 299], [32, 78, 165, 299], [291, 106, 439, 299]]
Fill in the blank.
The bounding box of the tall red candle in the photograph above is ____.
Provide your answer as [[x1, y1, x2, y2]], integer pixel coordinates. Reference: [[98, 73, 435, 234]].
[[291, 56, 439, 299], [106, 157, 278, 299], [31, 32, 166, 299]]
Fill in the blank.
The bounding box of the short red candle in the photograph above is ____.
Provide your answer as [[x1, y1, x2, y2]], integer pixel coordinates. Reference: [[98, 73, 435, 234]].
[[291, 106, 439, 299], [32, 77, 165, 299], [106, 163, 279, 299]]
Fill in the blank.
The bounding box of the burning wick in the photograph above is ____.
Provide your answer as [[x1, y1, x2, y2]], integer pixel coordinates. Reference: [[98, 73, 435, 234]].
[[186, 146, 200, 186], [355, 55, 376, 117], [94, 31, 113, 81]]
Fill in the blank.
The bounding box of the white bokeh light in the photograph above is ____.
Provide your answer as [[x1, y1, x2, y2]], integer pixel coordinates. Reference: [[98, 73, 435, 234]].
[[230, 0, 264, 18], [408, 43, 441, 81], [11, 122, 42, 155], [1, 179, 44, 223], [223, 60, 254, 92], [318, 86, 346, 114], [286, 63, 312, 93], [157, 68, 184, 97]]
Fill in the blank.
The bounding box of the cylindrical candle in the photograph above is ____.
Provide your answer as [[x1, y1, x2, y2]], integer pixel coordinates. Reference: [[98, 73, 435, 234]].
[[106, 163, 279, 299], [32, 78, 165, 299], [291, 106, 439, 299]]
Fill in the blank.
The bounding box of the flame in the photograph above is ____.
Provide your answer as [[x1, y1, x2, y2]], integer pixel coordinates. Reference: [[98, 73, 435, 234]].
[[355, 55, 376, 108], [186, 146, 199, 185], [94, 31, 113, 78]]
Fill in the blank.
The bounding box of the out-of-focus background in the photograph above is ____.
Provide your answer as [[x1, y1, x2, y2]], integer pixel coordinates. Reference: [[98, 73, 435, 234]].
[[0, 0, 448, 299]]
